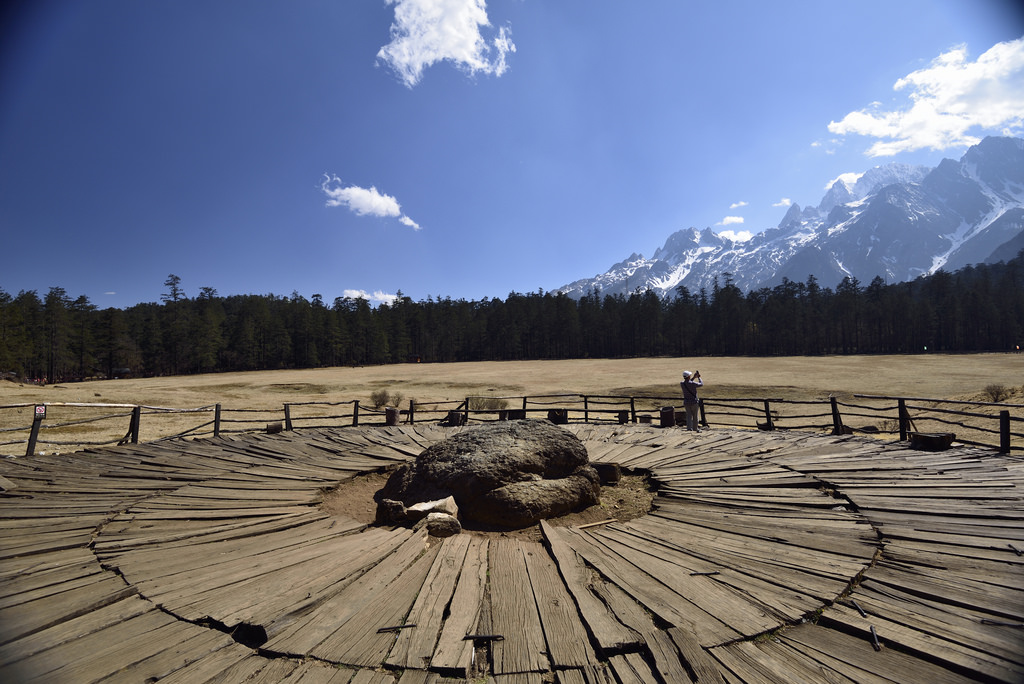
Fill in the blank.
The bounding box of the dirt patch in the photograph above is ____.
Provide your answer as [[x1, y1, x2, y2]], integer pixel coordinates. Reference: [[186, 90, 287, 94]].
[[319, 469, 656, 543]]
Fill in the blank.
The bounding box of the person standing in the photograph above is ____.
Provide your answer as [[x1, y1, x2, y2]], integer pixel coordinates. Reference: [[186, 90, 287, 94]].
[[681, 370, 703, 432]]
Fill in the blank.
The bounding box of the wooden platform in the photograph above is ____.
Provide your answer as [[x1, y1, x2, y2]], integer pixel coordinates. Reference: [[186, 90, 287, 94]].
[[0, 425, 1021, 683]]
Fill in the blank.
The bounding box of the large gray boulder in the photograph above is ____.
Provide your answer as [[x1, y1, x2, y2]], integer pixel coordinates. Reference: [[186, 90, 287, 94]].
[[375, 420, 600, 528]]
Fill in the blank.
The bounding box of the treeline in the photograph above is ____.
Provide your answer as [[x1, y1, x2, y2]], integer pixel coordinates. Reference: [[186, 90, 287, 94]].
[[2, 256, 1023, 383]]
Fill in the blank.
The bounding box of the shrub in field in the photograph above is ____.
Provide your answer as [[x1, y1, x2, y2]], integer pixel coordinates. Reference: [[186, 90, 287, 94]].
[[879, 418, 900, 434], [370, 388, 403, 408], [984, 384, 1010, 402], [468, 396, 509, 411]]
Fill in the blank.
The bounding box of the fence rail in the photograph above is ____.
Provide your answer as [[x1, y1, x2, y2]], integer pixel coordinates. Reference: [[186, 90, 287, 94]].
[[1, 391, 1020, 457]]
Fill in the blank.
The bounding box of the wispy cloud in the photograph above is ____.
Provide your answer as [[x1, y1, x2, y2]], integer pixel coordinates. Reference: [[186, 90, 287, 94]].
[[377, 0, 516, 88], [772, 198, 792, 207], [342, 289, 398, 305], [828, 37, 1024, 156], [729, 200, 748, 209], [825, 171, 864, 190], [717, 229, 753, 242], [716, 216, 744, 226], [320, 175, 421, 230]]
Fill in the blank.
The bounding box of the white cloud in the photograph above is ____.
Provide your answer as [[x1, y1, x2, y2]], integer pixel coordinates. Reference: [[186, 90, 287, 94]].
[[825, 171, 864, 190], [828, 38, 1024, 156], [320, 174, 421, 230], [717, 229, 753, 242], [342, 289, 399, 306], [377, 0, 516, 88], [729, 200, 748, 209], [773, 198, 792, 207], [398, 215, 421, 230], [716, 216, 744, 226]]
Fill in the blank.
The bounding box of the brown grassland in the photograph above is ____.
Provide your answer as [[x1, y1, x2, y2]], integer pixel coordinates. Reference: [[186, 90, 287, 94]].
[[2, 353, 1022, 456]]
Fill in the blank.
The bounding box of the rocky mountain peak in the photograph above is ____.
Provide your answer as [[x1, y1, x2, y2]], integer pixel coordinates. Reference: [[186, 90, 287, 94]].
[[558, 136, 1024, 299]]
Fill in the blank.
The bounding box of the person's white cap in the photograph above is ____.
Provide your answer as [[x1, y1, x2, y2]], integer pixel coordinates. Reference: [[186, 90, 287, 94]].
[[683, 370, 692, 378]]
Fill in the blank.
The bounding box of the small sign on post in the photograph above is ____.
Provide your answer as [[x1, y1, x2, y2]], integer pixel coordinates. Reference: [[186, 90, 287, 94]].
[[27, 405, 46, 457]]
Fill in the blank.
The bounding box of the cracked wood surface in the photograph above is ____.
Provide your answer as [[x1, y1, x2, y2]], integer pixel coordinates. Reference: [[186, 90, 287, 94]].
[[0, 424, 1021, 682]]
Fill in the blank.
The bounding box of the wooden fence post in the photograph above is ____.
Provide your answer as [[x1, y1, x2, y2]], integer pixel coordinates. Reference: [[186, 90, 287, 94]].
[[284, 404, 293, 431], [898, 399, 909, 441], [214, 404, 222, 437], [762, 399, 774, 431], [630, 397, 636, 423], [830, 396, 843, 435], [699, 399, 707, 428], [26, 405, 45, 457], [408, 400, 415, 425], [1000, 410, 1011, 454], [464, 398, 471, 424], [129, 405, 141, 444], [583, 396, 589, 424], [352, 400, 360, 426]]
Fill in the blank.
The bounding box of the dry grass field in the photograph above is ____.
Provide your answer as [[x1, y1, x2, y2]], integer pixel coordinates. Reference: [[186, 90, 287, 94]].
[[2, 353, 1022, 455]]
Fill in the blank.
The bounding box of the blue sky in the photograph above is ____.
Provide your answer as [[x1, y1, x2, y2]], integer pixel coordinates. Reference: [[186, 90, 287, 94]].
[[2, 1, 1023, 309]]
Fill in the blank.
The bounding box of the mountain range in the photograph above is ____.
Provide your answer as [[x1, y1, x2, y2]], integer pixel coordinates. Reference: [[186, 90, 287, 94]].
[[558, 136, 1024, 298]]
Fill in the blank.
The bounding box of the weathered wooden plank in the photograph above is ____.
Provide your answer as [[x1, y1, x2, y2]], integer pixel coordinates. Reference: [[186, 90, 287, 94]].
[[431, 537, 489, 675], [490, 673, 544, 684], [93, 509, 334, 557], [385, 534, 472, 669], [79, 626, 237, 684], [142, 641, 262, 684], [117, 522, 397, 616], [262, 530, 426, 654], [0, 574, 136, 646], [668, 627, 728, 684], [311, 542, 440, 666], [0, 556, 102, 608], [852, 580, 1024, 666], [489, 539, 549, 675], [241, 657, 305, 684], [0, 564, 110, 611], [781, 623, 981, 684], [589, 525, 785, 636], [819, 603, 1024, 682], [867, 561, 1024, 617], [589, 576, 695, 683], [607, 652, 662, 684], [0, 595, 152, 668], [554, 664, 617, 683], [709, 639, 833, 684], [273, 660, 349, 684], [345, 665, 397, 684], [648, 504, 878, 558], [521, 537, 598, 668], [635, 515, 871, 583], [1, 609, 187, 683], [559, 526, 740, 645], [201, 530, 413, 632], [540, 521, 641, 653]]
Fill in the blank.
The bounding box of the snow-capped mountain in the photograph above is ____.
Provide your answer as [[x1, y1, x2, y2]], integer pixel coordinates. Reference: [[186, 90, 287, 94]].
[[559, 136, 1024, 298]]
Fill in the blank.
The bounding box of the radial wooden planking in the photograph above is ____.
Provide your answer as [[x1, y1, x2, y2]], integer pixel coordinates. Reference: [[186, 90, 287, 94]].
[[0, 424, 1021, 682]]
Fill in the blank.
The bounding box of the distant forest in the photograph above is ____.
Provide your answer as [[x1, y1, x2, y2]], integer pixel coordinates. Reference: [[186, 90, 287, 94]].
[[3, 254, 1023, 384]]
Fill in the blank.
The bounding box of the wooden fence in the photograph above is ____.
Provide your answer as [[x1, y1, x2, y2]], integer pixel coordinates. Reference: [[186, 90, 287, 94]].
[[2, 391, 1021, 457]]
